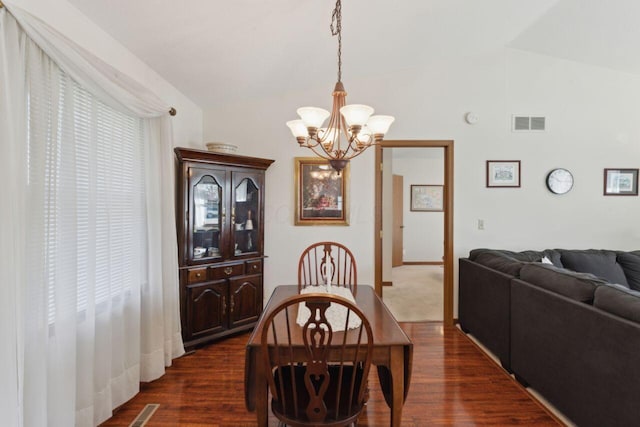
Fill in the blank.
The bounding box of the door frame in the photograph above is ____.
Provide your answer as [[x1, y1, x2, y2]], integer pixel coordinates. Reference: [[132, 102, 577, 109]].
[[374, 140, 454, 326]]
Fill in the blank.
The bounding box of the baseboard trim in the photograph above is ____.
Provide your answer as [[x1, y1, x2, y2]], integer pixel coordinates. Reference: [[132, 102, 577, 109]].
[[383, 281, 393, 287], [403, 261, 444, 266]]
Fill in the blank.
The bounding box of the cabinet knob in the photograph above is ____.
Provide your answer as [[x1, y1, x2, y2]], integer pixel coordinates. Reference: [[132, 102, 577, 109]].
[[224, 267, 233, 275], [252, 264, 258, 270], [196, 272, 202, 278]]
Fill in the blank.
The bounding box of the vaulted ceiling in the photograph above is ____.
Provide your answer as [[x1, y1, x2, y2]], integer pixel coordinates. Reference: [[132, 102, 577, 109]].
[[65, 0, 640, 109]]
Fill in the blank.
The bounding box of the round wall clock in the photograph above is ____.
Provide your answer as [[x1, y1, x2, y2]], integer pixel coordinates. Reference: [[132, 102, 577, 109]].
[[546, 168, 574, 194]]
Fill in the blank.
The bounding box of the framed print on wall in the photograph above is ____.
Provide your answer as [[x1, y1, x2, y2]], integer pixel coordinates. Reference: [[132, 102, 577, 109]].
[[486, 160, 521, 188], [410, 185, 444, 212], [294, 157, 349, 225], [603, 168, 638, 196]]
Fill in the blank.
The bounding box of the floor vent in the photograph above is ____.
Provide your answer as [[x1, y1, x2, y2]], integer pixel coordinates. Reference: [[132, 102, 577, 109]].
[[512, 115, 546, 132], [129, 404, 160, 427]]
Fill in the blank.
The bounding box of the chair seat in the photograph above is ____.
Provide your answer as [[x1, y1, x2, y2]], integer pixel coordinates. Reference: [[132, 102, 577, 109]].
[[272, 364, 365, 425]]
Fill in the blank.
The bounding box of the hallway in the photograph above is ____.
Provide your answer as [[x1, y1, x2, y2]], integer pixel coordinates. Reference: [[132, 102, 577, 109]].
[[383, 265, 444, 322]]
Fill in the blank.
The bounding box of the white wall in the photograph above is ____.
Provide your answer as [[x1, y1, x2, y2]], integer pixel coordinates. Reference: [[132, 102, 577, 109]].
[[392, 148, 444, 262], [14, 0, 203, 147], [204, 48, 640, 314]]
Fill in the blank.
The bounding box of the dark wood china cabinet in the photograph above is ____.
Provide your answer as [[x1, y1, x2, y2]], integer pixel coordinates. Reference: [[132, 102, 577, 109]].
[[174, 148, 274, 349]]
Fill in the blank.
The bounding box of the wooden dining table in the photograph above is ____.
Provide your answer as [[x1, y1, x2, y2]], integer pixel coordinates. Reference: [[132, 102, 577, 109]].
[[244, 285, 413, 427]]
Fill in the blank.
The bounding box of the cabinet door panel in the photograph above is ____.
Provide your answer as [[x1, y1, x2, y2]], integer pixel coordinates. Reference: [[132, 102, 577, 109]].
[[229, 274, 263, 328], [231, 171, 263, 257], [185, 281, 228, 339], [188, 166, 227, 264]]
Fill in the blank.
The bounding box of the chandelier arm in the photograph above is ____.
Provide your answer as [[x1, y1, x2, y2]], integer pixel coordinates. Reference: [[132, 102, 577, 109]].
[[325, 113, 341, 149], [304, 137, 375, 162], [300, 138, 323, 150], [304, 143, 338, 160]]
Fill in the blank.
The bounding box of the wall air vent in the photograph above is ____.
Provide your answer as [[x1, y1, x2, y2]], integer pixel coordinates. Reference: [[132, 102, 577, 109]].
[[512, 115, 546, 132]]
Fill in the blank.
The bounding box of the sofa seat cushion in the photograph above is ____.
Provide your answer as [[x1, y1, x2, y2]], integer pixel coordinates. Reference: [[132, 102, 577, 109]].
[[519, 263, 607, 303], [617, 252, 640, 291], [558, 249, 629, 287], [469, 249, 561, 277], [594, 284, 640, 323]]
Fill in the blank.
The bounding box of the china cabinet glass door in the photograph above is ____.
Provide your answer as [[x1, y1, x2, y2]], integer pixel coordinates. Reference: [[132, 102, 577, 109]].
[[232, 174, 260, 256], [191, 170, 224, 262]]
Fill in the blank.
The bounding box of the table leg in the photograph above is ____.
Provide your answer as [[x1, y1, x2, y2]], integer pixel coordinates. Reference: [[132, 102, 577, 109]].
[[255, 352, 268, 427], [389, 346, 405, 427]]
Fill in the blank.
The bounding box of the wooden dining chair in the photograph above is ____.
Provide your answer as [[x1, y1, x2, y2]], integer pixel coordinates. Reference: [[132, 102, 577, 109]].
[[260, 293, 373, 427], [298, 242, 357, 294]]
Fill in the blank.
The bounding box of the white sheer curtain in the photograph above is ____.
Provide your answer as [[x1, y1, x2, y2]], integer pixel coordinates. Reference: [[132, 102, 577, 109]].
[[1, 3, 184, 426], [0, 8, 28, 427]]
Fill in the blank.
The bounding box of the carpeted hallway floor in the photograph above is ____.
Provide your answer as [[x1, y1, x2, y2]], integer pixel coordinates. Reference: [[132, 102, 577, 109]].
[[382, 265, 444, 322]]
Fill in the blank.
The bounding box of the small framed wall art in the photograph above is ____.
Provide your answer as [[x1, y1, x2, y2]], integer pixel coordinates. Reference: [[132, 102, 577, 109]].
[[410, 185, 444, 212], [294, 157, 350, 225], [603, 168, 638, 196], [486, 160, 521, 188]]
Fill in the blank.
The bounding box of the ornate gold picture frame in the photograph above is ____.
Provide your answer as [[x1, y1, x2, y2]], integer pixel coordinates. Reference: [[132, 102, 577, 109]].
[[294, 157, 349, 226]]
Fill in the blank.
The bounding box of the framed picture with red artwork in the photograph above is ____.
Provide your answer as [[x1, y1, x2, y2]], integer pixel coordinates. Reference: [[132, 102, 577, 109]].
[[294, 157, 350, 225]]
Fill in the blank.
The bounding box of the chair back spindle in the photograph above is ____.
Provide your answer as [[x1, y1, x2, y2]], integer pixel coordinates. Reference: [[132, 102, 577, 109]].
[[298, 242, 357, 294]]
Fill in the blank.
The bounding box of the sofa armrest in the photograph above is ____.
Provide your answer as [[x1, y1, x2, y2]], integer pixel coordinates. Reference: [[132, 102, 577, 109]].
[[458, 258, 512, 370]]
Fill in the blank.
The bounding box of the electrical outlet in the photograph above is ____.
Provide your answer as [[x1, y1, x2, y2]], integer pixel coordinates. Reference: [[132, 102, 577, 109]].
[[477, 219, 484, 230]]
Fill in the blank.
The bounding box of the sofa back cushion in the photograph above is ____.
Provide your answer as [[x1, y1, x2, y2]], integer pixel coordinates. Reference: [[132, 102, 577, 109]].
[[558, 249, 629, 287], [594, 284, 640, 323], [519, 263, 607, 303], [469, 249, 561, 277], [617, 252, 640, 291]]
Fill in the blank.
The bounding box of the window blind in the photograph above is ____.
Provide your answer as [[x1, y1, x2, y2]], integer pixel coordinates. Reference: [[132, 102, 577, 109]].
[[27, 61, 145, 325]]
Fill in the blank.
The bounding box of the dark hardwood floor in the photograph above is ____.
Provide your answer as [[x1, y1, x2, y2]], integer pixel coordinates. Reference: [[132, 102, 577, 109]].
[[100, 323, 563, 426]]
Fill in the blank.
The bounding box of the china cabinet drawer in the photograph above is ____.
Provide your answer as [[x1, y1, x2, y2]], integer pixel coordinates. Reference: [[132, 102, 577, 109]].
[[187, 268, 208, 284], [246, 260, 262, 274], [210, 263, 244, 280]]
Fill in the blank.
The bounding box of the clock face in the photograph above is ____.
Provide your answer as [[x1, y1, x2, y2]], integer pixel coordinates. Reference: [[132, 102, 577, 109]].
[[546, 168, 573, 194]]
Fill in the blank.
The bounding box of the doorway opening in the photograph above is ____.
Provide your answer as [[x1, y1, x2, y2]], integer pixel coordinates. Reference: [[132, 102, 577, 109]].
[[374, 140, 454, 326]]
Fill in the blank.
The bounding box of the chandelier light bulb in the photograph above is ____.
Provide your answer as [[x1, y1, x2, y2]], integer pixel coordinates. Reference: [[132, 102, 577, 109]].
[[286, 120, 308, 138], [296, 107, 330, 129], [366, 115, 395, 135], [340, 104, 374, 127], [356, 126, 372, 144]]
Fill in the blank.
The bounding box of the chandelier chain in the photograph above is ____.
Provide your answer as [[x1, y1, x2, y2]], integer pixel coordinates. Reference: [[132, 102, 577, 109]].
[[330, 0, 342, 83]]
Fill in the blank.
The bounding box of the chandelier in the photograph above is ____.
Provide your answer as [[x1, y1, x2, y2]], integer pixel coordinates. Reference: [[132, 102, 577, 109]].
[[286, 0, 394, 173]]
